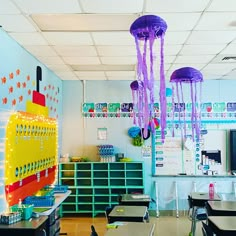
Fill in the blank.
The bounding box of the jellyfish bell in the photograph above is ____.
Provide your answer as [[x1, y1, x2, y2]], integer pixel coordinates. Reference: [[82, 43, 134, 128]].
[[170, 67, 203, 83], [130, 80, 143, 90], [130, 15, 167, 39]]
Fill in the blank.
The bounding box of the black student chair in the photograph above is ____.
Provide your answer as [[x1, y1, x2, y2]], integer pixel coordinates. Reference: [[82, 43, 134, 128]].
[[202, 222, 214, 236], [188, 195, 208, 236], [105, 205, 115, 223], [90, 225, 98, 236]]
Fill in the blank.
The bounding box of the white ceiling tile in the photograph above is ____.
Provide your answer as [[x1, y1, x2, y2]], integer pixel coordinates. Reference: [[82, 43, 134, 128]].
[[81, 0, 144, 13], [55, 71, 78, 80], [75, 71, 105, 77], [42, 32, 93, 45], [195, 12, 236, 30], [162, 56, 177, 64], [207, 0, 236, 11], [165, 31, 191, 45], [202, 63, 236, 74], [105, 71, 135, 76], [186, 31, 236, 44], [221, 76, 236, 80], [37, 56, 65, 65], [175, 55, 215, 63], [201, 74, 223, 80], [32, 14, 138, 31], [97, 46, 136, 56], [180, 44, 225, 55], [9, 32, 48, 45], [0, 15, 37, 32], [47, 64, 71, 72], [72, 64, 135, 71], [155, 13, 201, 31], [101, 57, 137, 65], [168, 64, 206, 73], [223, 69, 236, 79], [14, 0, 82, 14], [60, 76, 78, 80], [211, 54, 236, 63], [2, 0, 235, 82], [154, 44, 182, 56], [24, 45, 58, 56], [79, 76, 108, 80], [220, 43, 236, 54], [146, 0, 210, 12], [107, 76, 136, 81], [0, 0, 21, 14], [53, 46, 97, 57], [63, 57, 101, 65], [92, 32, 134, 45]]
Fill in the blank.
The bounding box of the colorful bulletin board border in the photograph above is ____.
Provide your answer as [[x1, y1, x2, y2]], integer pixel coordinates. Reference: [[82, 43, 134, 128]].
[[82, 102, 236, 122]]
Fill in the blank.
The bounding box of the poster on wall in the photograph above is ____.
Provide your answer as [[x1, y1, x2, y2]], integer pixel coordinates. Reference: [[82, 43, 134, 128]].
[[97, 128, 107, 140], [154, 130, 183, 175], [142, 145, 151, 158]]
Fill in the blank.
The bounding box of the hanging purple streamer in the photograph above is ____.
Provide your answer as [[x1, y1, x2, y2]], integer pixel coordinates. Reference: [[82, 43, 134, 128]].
[[160, 34, 167, 142]]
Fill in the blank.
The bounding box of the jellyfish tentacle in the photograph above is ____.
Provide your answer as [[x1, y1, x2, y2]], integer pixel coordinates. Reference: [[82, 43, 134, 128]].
[[171, 84, 175, 137], [180, 82, 186, 139], [160, 33, 167, 142]]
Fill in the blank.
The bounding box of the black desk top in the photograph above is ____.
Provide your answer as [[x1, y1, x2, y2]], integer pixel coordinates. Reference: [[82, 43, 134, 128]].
[[0, 216, 48, 230], [191, 192, 221, 201]]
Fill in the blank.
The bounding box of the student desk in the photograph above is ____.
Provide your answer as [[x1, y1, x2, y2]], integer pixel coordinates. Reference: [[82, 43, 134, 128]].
[[189, 192, 221, 236], [120, 194, 151, 207], [105, 222, 155, 236], [0, 216, 48, 236], [108, 205, 148, 223], [208, 216, 236, 236], [207, 201, 236, 216], [190, 192, 221, 207]]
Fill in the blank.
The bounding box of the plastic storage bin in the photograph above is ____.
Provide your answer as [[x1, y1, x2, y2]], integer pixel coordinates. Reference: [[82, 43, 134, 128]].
[[23, 196, 55, 207], [11, 204, 33, 220]]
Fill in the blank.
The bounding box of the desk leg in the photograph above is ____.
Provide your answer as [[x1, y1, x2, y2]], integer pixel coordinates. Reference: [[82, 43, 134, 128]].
[[190, 207, 197, 236], [155, 181, 159, 218], [233, 181, 236, 198], [40, 229, 46, 236], [175, 181, 179, 218]]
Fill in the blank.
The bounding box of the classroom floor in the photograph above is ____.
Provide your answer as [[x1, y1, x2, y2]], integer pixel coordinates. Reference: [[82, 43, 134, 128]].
[[60, 215, 203, 236]]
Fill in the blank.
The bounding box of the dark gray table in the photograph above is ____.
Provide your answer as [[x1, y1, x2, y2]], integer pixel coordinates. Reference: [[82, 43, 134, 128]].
[[207, 200, 236, 216], [0, 216, 48, 236], [208, 216, 236, 236], [120, 194, 151, 207], [108, 205, 148, 223]]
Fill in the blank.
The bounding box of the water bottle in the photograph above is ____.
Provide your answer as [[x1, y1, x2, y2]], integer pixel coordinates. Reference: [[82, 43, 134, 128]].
[[209, 183, 214, 199]]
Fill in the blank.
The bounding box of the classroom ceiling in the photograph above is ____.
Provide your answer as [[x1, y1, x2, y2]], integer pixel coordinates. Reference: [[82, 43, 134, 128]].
[[1, 0, 236, 81]]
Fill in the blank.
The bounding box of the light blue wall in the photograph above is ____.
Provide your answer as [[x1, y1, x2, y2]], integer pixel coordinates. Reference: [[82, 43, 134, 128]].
[[0, 28, 63, 213], [62, 79, 236, 211]]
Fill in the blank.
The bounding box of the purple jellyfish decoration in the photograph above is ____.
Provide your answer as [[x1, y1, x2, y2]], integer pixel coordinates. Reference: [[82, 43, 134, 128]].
[[130, 15, 168, 141], [170, 67, 203, 141]]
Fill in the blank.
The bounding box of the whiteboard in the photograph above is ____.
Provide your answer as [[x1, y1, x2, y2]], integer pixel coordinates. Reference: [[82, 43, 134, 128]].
[[154, 129, 227, 175]]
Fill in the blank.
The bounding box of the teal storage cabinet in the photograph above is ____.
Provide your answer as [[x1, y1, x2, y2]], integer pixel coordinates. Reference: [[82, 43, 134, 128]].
[[58, 162, 144, 217]]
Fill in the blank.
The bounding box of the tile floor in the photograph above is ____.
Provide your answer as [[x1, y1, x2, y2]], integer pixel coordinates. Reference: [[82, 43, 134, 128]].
[[60, 216, 203, 236]]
